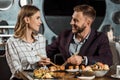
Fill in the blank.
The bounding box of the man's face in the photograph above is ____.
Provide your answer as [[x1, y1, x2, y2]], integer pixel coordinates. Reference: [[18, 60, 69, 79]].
[[70, 12, 86, 34]]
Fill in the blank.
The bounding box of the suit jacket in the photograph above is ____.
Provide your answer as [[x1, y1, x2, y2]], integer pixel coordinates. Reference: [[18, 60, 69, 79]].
[[46, 29, 113, 66]]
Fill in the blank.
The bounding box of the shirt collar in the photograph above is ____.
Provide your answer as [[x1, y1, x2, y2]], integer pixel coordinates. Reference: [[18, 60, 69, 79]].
[[19, 35, 38, 43], [73, 31, 91, 44]]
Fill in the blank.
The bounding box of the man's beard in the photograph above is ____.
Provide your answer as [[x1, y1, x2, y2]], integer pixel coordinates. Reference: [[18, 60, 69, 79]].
[[75, 24, 86, 34], [74, 24, 86, 40]]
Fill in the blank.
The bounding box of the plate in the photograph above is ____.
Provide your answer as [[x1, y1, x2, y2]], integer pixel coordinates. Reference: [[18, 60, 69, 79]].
[[111, 74, 120, 79], [66, 69, 79, 72], [77, 75, 95, 80]]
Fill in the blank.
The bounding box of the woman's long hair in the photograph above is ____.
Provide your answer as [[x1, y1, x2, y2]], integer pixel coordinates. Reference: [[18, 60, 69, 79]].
[[14, 5, 40, 39]]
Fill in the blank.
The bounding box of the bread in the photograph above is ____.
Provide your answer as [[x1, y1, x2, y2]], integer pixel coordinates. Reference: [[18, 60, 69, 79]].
[[69, 66, 73, 69]]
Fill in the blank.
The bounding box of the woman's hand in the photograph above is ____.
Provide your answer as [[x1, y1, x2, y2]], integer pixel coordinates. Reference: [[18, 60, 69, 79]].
[[38, 57, 51, 66]]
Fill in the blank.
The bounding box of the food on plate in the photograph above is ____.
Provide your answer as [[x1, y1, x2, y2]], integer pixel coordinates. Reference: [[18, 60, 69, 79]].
[[91, 62, 110, 70], [103, 64, 109, 70], [59, 66, 65, 70], [54, 72, 66, 77], [83, 66, 93, 71], [49, 66, 58, 71], [33, 69, 43, 78], [68, 66, 74, 69], [75, 66, 79, 69], [82, 66, 93, 72], [49, 65, 65, 71], [81, 62, 110, 72], [42, 73, 53, 79], [33, 68, 54, 79], [81, 65, 85, 70], [34, 65, 66, 79]]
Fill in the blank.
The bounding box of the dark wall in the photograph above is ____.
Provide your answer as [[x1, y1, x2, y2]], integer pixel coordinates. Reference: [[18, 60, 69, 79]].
[[44, 0, 105, 16]]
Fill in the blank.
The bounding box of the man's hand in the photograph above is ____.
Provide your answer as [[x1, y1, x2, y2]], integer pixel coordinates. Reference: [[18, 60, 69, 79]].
[[67, 55, 83, 65]]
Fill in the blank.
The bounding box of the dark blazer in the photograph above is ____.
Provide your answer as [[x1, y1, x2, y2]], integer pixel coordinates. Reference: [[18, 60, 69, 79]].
[[46, 29, 113, 66]]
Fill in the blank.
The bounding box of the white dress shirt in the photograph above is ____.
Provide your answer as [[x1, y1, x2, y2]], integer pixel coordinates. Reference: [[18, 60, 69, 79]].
[[5, 34, 47, 79]]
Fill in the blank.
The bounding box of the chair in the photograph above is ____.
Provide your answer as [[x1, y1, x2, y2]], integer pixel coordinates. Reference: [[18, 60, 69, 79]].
[[0, 54, 11, 80], [116, 42, 120, 57], [110, 42, 120, 64], [109, 42, 120, 72]]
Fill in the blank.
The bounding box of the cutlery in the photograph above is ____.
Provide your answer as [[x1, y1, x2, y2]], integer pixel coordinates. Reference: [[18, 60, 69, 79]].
[[61, 52, 79, 66], [36, 54, 59, 68]]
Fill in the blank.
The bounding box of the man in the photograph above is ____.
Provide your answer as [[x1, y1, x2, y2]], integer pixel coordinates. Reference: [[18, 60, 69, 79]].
[[46, 4, 113, 66]]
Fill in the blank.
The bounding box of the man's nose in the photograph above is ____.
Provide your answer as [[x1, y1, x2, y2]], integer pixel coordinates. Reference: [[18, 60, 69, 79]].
[[70, 20, 74, 25]]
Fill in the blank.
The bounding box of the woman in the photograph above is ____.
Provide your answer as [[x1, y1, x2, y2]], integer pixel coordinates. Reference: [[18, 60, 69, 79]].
[[5, 5, 50, 80]]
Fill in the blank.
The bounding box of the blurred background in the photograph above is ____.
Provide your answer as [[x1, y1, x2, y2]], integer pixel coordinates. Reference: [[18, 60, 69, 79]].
[[0, 0, 120, 79], [0, 0, 120, 45]]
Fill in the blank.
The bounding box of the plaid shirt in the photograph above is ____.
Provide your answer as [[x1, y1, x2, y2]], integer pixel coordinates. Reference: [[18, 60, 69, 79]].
[[5, 34, 47, 79]]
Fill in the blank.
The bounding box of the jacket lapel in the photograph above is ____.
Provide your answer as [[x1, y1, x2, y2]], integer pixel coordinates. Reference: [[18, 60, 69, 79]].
[[65, 32, 73, 57], [79, 29, 95, 55]]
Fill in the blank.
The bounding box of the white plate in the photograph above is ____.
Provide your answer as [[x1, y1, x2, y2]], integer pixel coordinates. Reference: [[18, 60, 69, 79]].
[[77, 75, 95, 80], [66, 69, 79, 72], [111, 74, 120, 79]]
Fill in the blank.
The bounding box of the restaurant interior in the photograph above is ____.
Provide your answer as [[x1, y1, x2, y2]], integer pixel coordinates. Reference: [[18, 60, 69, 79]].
[[0, 0, 120, 80]]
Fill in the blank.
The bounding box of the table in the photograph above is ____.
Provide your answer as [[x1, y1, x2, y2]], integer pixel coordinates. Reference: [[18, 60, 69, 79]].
[[19, 69, 120, 80]]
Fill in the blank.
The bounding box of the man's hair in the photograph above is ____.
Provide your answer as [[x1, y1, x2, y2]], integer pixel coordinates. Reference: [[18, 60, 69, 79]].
[[73, 4, 96, 21]]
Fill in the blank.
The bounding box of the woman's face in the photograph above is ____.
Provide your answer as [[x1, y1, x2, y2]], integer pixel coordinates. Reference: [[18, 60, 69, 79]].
[[28, 11, 42, 32]]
